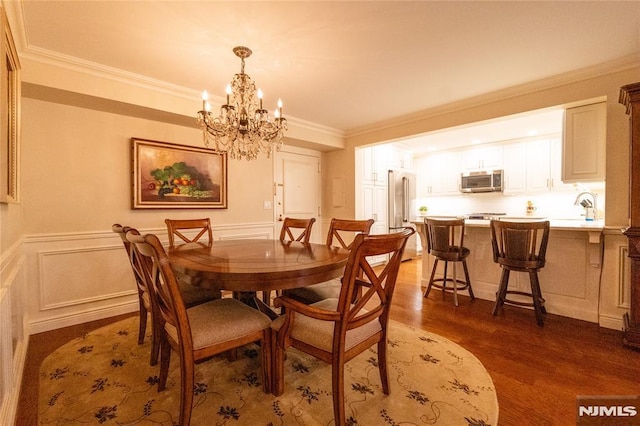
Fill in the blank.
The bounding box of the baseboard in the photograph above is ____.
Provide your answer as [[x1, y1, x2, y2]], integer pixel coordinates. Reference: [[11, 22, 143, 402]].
[[29, 301, 139, 334], [599, 313, 625, 331]]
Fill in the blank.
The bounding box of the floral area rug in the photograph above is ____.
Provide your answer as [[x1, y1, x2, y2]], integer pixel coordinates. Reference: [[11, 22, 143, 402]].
[[38, 316, 498, 425]]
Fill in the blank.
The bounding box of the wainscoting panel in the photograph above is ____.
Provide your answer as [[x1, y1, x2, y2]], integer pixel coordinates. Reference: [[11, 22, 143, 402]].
[[24, 222, 276, 334], [0, 240, 27, 426], [598, 230, 630, 330], [39, 246, 134, 310]]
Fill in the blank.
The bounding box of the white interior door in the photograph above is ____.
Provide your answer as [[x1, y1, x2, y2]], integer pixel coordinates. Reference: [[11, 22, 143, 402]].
[[274, 150, 321, 242]]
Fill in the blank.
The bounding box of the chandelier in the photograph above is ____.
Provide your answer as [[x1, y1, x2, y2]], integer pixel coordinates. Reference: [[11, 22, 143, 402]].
[[196, 46, 287, 160]]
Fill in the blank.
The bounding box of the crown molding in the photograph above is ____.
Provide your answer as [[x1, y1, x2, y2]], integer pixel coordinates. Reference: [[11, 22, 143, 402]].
[[346, 53, 640, 139]]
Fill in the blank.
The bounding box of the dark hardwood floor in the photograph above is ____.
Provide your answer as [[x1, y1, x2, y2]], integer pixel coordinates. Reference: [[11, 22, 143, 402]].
[[16, 258, 640, 425]]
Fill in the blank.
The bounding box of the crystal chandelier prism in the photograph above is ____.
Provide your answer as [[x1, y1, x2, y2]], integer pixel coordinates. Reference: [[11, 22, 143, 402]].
[[196, 46, 287, 160]]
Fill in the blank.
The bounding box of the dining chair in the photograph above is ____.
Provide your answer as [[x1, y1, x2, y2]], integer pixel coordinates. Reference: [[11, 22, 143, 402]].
[[165, 218, 213, 249], [271, 227, 414, 425], [284, 218, 374, 305], [423, 217, 475, 306], [262, 217, 317, 304], [490, 219, 550, 326], [113, 224, 161, 365], [127, 231, 273, 426]]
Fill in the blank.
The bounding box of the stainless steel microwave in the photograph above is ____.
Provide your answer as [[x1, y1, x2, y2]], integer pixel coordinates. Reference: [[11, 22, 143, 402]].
[[460, 170, 503, 193]]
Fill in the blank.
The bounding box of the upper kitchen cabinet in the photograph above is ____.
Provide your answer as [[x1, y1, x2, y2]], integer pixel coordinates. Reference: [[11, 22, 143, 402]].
[[461, 144, 503, 171], [504, 138, 573, 194], [562, 102, 606, 182], [360, 145, 389, 186], [390, 148, 413, 170], [416, 151, 461, 197]]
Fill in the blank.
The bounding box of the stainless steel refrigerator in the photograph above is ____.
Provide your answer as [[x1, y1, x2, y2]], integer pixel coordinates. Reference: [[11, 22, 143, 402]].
[[388, 169, 417, 260]]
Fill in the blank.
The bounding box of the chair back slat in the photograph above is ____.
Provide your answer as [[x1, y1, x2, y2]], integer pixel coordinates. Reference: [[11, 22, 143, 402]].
[[165, 218, 213, 248], [280, 217, 316, 243]]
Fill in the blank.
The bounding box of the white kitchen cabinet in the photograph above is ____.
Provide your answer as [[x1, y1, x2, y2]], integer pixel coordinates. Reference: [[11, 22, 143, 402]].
[[416, 151, 461, 196], [389, 148, 413, 170], [360, 145, 389, 186], [503, 142, 527, 194], [562, 102, 606, 182], [526, 139, 552, 192], [358, 145, 389, 248], [503, 137, 572, 194], [461, 144, 503, 171]]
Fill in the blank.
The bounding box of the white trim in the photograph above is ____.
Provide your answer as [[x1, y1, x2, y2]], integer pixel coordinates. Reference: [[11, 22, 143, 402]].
[[29, 300, 139, 335]]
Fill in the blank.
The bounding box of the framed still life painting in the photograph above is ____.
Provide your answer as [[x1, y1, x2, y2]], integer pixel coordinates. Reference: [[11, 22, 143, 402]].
[[131, 138, 227, 209]]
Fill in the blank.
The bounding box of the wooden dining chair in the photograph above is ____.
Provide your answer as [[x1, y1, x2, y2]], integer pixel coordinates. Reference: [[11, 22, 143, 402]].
[[113, 224, 161, 365], [284, 218, 374, 304], [279, 217, 316, 243], [271, 227, 414, 425], [490, 219, 550, 326], [127, 231, 273, 426], [165, 218, 213, 249], [262, 217, 317, 304]]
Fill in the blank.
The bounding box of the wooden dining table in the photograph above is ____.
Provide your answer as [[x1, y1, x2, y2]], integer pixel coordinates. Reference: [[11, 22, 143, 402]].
[[168, 238, 350, 318]]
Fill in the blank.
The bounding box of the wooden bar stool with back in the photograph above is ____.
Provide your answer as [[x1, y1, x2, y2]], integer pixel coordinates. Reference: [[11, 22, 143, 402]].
[[423, 217, 475, 306], [490, 219, 550, 326]]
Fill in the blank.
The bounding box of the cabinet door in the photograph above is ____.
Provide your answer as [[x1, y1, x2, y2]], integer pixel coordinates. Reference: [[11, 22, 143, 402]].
[[361, 146, 388, 186], [562, 102, 606, 182], [420, 151, 460, 195], [361, 184, 387, 233], [550, 138, 574, 192], [526, 139, 552, 192], [461, 145, 503, 171], [503, 142, 527, 194], [437, 151, 461, 194]]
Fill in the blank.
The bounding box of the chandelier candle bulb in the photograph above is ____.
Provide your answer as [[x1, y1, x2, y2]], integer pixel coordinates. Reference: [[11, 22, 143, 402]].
[[258, 89, 263, 109], [201, 90, 208, 111], [225, 84, 231, 105]]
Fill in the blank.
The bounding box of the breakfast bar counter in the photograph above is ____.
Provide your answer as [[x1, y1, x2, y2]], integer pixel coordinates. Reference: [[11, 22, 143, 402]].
[[412, 218, 609, 325]]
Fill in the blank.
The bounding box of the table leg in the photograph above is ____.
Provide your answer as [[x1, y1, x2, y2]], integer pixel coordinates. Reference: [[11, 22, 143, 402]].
[[235, 291, 280, 320]]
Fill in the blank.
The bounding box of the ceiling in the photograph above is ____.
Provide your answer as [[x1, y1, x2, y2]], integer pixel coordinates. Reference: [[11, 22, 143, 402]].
[[14, 1, 640, 148]]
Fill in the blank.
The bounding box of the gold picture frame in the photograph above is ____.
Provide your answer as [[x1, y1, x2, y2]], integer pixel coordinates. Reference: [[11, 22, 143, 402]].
[[131, 138, 227, 209], [0, 8, 20, 204]]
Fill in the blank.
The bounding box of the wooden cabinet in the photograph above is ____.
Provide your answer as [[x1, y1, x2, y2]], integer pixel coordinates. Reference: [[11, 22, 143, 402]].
[[563, 102, 606, 182], [416, 151, 461, 197], [461, 144, 503, 171]]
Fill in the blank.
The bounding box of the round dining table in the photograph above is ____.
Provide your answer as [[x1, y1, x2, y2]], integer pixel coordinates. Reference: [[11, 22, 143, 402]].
[[168, 238, 350, 318]]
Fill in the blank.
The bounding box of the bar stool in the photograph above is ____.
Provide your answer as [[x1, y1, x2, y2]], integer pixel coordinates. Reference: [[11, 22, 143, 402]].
[[490, 219, 550, 326], [424, 218, 475, 306]]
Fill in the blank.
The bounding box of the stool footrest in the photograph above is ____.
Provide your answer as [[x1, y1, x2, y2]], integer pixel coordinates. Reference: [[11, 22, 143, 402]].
[[430, 278, 472, 291], [503, 289, 546, 308]]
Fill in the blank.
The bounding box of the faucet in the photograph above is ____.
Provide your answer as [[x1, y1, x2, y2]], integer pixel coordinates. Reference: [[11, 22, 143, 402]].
[[574, 192, 598, 220]]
